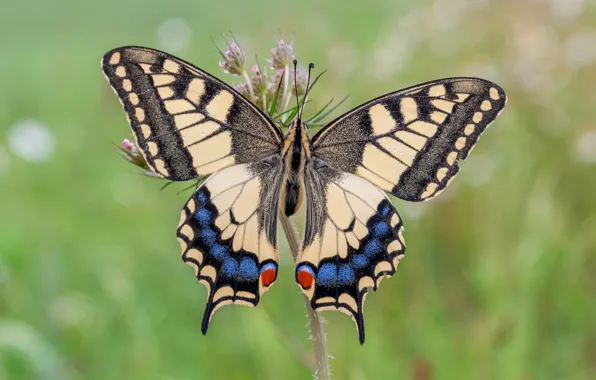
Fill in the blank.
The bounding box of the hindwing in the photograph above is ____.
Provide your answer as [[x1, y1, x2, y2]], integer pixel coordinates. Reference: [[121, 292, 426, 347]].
[[177, 158, 284, 333], [311, 78, 507, 201], [102, 46, 283, 180], [295, 159, 406, 344]]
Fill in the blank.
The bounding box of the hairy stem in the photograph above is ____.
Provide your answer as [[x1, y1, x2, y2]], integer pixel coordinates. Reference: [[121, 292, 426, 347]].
[[279, 212, 331, 380], [280, 64, 291, 122]]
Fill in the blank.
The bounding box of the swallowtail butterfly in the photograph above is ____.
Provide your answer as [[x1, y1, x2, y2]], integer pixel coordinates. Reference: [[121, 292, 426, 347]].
[[102, 46, 506, 343]]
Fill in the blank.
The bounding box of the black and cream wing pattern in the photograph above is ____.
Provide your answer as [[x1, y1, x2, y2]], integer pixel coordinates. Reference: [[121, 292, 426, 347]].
[[296, 161, 405, 344], [101, 46, 283, 180], [102, 46, 285, 332], [311, 78, 507, 201], [177, 159, 284, 333], [296, 78, 506, 343]]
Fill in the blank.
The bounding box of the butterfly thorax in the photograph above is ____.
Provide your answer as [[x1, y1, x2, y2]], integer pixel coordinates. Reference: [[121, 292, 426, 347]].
[[280, 120, 311, 216]]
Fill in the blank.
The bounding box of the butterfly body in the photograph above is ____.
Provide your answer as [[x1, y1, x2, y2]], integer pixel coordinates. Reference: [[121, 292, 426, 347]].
[[102, 46, 507, 344], [280, 120, 311, 216]]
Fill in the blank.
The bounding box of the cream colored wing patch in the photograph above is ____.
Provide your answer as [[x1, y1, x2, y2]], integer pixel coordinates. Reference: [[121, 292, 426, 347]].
[[295, 160, 405, 344], [311, 78, 507, 201], [102, 46, 283, 181], [177, 158, 284, 333]]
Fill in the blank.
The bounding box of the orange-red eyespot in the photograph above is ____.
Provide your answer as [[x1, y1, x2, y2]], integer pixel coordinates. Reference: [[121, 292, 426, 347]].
[[259, 263, 277, 287], [296, 265, 315, 290]]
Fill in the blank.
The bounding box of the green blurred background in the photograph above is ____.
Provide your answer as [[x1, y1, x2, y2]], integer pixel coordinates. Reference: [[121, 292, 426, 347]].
[[1, 0, 596, 379]]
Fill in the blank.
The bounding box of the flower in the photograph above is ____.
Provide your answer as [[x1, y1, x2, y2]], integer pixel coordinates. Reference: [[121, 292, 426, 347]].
[[114, 138, 159, 177], [233, 82, 251, 99], [269, 34, 295, 70], [217, 40, 247, 76], [250, 64, 267, 90], [121, 138, 137, 153]]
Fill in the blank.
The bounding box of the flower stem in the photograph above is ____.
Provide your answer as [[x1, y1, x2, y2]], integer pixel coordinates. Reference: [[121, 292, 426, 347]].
[[281, 64, 291, 122], [241, 70, 256, 103], [279, 212, 331, 380]]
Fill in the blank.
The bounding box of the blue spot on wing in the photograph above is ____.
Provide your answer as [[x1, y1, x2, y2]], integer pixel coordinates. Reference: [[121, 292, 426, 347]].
[[373, 221, 390, 238], [317, 263, 337, 286], [260, 262, 277, 274], [211, 243, 227, 260], [338, 264, 355, 285], [221, 257, 239, 278], [195, 208, 212, 226], [297, 264, 315, 277], [239, 257, 258, 281], [197, 190, 208, 204], [380, 203, 391, 217], [351, 254, 369, 269], [200, 227, 217, 247], [362, 239, 382, 258]]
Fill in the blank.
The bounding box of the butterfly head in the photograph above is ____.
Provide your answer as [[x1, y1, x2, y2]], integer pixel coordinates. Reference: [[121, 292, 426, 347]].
[[287, 119, 310, 133]]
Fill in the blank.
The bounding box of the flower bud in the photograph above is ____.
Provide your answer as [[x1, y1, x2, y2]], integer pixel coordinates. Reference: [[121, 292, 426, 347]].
[[121, 138, 137, 153], [250, 64, 267, 92], [218, 41, 247, 76], [269, 35, 295, 70], [233, 82, 250, 99]]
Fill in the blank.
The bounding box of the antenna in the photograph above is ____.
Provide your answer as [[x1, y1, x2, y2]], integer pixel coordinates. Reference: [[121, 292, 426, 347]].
[[293, 60, 300, 118], [298, 63, 314, 120]]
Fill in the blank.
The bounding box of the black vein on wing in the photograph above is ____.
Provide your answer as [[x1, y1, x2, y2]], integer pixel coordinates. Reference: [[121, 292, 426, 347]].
[[123, 60, 282, 144]]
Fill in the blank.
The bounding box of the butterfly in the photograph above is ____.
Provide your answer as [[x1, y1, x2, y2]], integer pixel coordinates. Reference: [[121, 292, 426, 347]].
[[102, 46, 507, 344]]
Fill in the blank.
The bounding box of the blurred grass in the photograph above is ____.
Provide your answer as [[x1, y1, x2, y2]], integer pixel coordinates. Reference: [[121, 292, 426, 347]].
[[1, 0, 596, 379]]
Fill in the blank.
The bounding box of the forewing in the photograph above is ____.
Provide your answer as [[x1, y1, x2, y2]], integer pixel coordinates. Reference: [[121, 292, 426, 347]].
[[295, 159, 406, 344], [311, 78, 507, 201], [177, 158, 284, 333], [102, 46, 283, 180]]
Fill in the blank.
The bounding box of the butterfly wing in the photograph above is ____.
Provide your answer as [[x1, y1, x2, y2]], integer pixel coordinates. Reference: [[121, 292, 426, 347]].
[[102, 46, 283, 180], [298, 78, 506, 343], [311, 78, 507, 201], [177, 157, 284, 333], [296, 160, 405, 344]]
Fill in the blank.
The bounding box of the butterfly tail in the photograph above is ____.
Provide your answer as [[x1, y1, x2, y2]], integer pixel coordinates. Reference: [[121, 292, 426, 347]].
[[201, 296, 215, 335]]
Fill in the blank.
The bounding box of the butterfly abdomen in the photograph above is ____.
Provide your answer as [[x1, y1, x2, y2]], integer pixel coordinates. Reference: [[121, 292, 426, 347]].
[[280, 120, 312, 216], [281, 147, 305, 216], [282, 177, 303, 215]]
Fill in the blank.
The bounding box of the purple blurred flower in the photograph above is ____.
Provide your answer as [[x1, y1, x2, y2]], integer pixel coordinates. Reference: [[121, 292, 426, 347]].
[[121, 138, 137, 152], [269, 35, 295, 70], [218, 41, 247, 76]]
